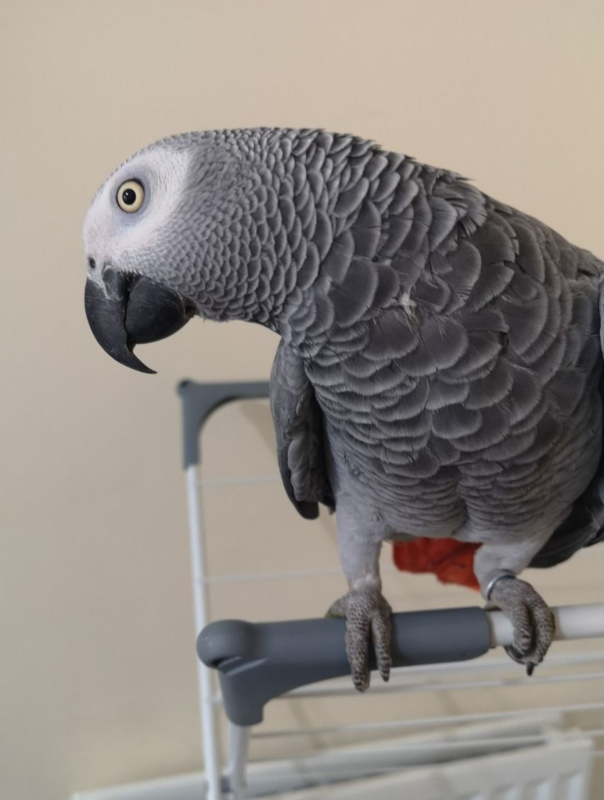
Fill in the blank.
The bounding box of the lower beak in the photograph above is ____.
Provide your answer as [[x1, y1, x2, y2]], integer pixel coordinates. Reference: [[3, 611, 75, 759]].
[[84, 268, 193, 374]]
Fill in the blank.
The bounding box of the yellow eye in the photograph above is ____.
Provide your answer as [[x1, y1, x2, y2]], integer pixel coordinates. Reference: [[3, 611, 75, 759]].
[[116, 180, 145, 213]]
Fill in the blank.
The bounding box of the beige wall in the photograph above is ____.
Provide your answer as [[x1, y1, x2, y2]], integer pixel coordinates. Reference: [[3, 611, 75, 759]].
[[2, 2, 604, 798]]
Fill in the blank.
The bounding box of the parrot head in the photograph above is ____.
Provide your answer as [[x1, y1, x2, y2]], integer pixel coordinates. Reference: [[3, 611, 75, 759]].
[[83, 131, 261, 373], [83, 128, 395, 372]]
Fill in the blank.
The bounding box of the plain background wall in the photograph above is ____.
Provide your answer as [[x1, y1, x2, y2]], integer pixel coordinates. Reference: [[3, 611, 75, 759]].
[[2, 2, 604, 798]]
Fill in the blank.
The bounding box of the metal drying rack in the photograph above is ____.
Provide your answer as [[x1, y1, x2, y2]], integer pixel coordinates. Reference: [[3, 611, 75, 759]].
[[179, 380, 604, 800]]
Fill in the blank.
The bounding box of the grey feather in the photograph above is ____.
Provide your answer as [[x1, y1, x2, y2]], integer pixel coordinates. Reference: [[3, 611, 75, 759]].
[[270, 341, 334, 519], [84, 127, 604, 589]]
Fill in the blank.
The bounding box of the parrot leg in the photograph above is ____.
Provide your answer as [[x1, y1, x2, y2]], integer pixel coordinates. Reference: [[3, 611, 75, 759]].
[[488, 576, 555, 675], [327, 505, 392, 691], [474, 539, 555, 675], [327, 578, 392, 692]]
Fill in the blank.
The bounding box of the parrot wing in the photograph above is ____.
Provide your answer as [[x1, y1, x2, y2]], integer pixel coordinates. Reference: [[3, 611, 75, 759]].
[[270, 340, 335, 519], [530, 258, 604, 568]]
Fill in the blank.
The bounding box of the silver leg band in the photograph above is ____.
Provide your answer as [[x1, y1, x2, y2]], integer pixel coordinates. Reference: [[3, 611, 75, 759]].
[[485, 572, 517, 601]]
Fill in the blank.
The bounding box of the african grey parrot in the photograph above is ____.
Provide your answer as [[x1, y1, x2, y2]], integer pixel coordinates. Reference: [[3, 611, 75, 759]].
[[83, 128, 604, 691]]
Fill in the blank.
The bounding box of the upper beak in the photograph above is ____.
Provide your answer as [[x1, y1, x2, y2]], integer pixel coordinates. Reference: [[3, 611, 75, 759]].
[[84, 268, 193, 374]]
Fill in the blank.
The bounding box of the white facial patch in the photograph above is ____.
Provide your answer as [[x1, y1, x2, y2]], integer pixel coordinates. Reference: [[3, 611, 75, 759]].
[[83, 146, 192, 278]]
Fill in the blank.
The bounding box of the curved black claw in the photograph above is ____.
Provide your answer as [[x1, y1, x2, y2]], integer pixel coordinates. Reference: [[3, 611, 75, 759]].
[[490, 577, 555, 675], [504, 644, 536, 676], [327, 584, 392, 692]]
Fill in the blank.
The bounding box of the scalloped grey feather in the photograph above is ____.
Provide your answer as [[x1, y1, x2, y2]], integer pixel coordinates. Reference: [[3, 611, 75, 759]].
[[84, 128, 604, 682]]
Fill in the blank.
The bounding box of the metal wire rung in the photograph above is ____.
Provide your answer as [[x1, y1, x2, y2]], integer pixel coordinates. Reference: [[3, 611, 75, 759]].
[[224, 742, 604, 786], [197, 475, 281, 488], [182, 386, 604, 800], [252, 698, 604, 740], [200, 566, 346, 584], [286, 670, 604, 699], [291, 650, 604, 683], [199, 564, 398, 584], [254, 730, 604, 754]]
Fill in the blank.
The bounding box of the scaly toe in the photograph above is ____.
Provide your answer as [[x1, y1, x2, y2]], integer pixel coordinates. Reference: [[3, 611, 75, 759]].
[[490, 577, 555, 672], [327, 584, 392, 692]]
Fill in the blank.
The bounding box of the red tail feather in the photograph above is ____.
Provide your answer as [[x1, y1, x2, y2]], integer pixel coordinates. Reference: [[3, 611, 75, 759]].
[[392, 538, 481, 591]]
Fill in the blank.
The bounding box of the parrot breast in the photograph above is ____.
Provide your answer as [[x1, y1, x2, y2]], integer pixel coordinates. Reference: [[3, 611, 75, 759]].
[[303, 195, 603, 543]]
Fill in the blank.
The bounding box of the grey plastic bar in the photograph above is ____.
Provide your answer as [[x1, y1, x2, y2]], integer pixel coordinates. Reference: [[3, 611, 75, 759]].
[[198, 608, 491, 726], [177, 380, 270, 467]]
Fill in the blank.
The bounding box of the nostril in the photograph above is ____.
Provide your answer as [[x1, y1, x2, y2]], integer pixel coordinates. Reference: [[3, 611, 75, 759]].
[[88, 257, 96, 270]]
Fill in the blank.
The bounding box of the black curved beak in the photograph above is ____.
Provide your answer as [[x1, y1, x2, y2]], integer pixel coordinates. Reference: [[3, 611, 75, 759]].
[[85, 268, 193, 374]]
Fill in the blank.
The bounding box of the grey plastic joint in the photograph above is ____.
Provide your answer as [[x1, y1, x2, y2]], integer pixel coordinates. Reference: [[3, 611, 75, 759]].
[[177, 380, 270, 468], [198, 608, 491, 726]]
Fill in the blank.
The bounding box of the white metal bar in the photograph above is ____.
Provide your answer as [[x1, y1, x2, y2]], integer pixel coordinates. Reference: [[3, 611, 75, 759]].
[[292, 728, 604, 752], [252, 699, 604, 740], [67, 743, 603, 800], [200, 564, 397, 584], [197, 475, 281, 488], [70, 731, 603, 799], [186, 414, 604, 798], [186, 464, 222, 800], [227, 724, 251, 800], [201, 566, 349, 583], [246, 738, 593, 800], [488, 604, 604, 647], [284, 669, 604, 699], [235, 718, 586, 793]]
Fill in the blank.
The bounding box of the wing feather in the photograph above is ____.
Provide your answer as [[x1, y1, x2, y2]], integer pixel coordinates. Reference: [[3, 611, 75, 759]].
[[270, 341, 335, 519]]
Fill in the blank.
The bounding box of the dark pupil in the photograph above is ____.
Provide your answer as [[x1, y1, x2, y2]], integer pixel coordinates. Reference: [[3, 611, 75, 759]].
[[122, 188, 137, 206]]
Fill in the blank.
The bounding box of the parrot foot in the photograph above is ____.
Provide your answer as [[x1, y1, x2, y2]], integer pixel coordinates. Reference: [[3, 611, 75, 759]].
[[327, 584, 392, 692], [489, 576, 555, 676]]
